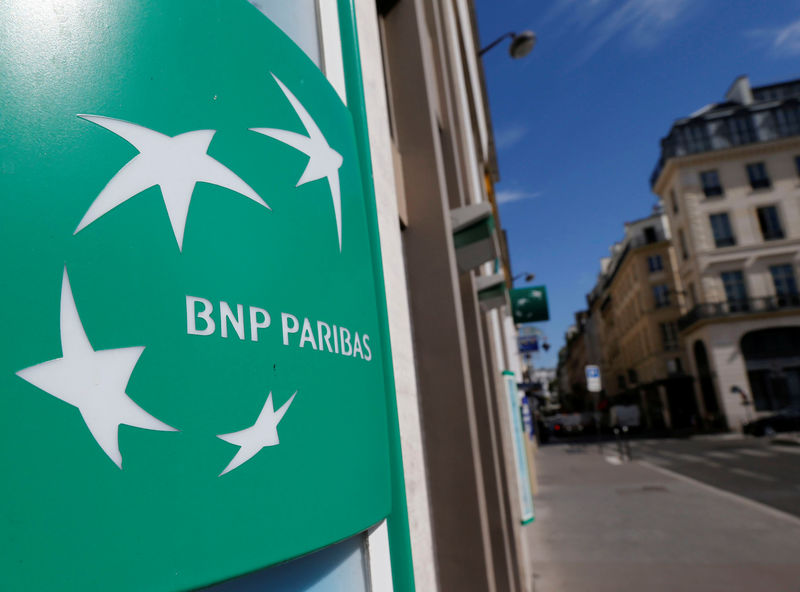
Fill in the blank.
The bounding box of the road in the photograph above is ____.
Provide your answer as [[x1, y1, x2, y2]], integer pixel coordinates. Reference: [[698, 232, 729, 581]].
[[526, 439, 800, 592], [629, 436, 800, 518]]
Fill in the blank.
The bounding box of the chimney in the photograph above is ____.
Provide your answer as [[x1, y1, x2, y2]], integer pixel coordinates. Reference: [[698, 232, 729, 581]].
[[725, 75, 753, 105]]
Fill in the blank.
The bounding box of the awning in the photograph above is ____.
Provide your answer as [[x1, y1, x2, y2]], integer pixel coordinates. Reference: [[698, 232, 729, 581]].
[[475, 273, 508, 311], [451, 202, 498, 271]]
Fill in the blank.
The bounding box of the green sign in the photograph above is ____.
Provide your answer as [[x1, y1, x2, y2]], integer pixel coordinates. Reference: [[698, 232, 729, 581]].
[[0, 2, 392, 590], [511, 285, 550, 323]]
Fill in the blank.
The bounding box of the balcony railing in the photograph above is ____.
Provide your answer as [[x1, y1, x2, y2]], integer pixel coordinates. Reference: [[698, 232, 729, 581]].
[[678, 295, 800, 331]]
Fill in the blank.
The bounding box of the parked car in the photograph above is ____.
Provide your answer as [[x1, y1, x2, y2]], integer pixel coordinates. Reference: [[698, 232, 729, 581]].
[[743, 404, 800, 436]]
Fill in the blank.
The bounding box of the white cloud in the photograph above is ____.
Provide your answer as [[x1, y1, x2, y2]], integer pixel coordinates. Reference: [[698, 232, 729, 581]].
[[544, 0, 697, 64], [495, 190, 542, 205], [495, 124, 528, 150], [749, 18, 800, 56]]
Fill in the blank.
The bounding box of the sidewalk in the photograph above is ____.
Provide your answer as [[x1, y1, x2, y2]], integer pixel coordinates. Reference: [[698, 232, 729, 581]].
[[526, 443, 800, 592]]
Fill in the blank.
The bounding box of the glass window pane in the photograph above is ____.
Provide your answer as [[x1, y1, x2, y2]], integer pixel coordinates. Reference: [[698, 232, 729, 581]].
[[770, 264, 798, 298], [202, 533, 369, 592], [721, 271, 748, 310], [757, 206, 784, 240], [709, 213, 735, 247], [248, 0, 322, 66], [700, 170, 723, 197], [653, 284, 670, 307], [746, 162, 771, 189]]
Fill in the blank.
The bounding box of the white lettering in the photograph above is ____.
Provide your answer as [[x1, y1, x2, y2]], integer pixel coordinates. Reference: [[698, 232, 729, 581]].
[[353, 332, 363, 359], [249, 307, 271, 341], [186, 296, 215, 336], [299, 318, 318, 350], [340, 327, 352, 356], [317, 321, 333, 352], [282, 313, 299, 346], [220, 301, 245, 340], [363, 334, 372, 361]]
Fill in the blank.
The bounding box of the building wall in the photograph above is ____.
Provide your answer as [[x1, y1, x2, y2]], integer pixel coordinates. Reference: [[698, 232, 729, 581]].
[[591, 214, 686, 401], [368, 0, 533, 590], [661, 138, 800, 308], [683, 315, 800, 428], [653, 79, 800, 429], [355, 2, 438, 590]]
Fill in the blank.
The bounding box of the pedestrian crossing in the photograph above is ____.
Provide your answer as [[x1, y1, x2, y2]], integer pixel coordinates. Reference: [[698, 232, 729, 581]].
[[633, 443, 780, 464], [626, 441, 790, 484]]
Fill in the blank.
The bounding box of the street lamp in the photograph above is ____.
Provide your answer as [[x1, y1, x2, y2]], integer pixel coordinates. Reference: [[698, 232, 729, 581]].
[[479, 30, 537, 59], [512, 272, 535, 283]]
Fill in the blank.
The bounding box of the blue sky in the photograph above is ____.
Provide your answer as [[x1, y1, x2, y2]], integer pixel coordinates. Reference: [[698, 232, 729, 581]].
[[474, 0, 800, 368]]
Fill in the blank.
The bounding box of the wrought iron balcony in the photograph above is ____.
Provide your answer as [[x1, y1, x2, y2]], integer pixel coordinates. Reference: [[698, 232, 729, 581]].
[[678, 295, 800, 331]]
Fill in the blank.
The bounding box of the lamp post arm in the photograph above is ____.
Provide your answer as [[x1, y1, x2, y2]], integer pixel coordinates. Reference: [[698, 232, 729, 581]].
[[479, 32, 515, 56]]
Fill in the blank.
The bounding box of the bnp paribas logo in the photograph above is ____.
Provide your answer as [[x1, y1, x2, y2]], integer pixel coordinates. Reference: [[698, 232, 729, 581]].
[[15, 74, 347, 475]]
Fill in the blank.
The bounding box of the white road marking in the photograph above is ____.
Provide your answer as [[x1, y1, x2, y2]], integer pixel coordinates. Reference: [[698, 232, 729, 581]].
[[729, 468, 777, 482], [738, 449, 775, 458], [706, 451, 737, 460], [639, 461, 800, 527], [674, 453, 704, 462], [605, 456, 623, 465], [696, 459, 723, 469], [773, 445, 800, 456]]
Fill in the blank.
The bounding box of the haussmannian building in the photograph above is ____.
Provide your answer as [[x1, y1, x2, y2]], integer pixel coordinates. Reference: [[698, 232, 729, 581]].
[[585, 211, 693, 429], [651, 75, 800, 430]]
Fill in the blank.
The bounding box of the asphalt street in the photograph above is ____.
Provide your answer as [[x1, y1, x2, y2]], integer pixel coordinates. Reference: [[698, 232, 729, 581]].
[[628, 436, 800, 518], [526, 440, 800, 592]]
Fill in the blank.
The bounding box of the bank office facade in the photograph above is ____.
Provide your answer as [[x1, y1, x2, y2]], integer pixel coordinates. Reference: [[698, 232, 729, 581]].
[[1, 2, 534, 591]]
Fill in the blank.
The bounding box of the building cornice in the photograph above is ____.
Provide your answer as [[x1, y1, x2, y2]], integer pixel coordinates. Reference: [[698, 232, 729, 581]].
[[652, 135, 800, 195]]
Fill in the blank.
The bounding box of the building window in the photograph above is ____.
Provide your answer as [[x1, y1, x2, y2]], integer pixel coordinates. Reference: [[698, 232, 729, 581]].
[[796, 155, 800, 177], [653, 284, 671, 308], [647, 254, 663, 272], [709, 212, 736, 247], [660, 322, 679, 351], [776, 105, 800, 136], [666, 357, 683, 375], [721, 270, 749, 312], [756, 206, 785, 241], [746, 162, 771, 189], [727, 115, 757, 145], [770, 264, 799, 305], [678, 229, 689, 260], [627, 369, 638, 384], [670, 189, 679, 213], [617, 375, 626, 390], [700, 170, 723, 197], [688, 282, 697, 307], [681, 124, 711, 153]]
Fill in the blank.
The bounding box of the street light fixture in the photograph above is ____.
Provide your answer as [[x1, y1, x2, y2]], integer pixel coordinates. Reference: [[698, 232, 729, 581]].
[[479, 30, 537, 59], [512, 272, 535, 283]]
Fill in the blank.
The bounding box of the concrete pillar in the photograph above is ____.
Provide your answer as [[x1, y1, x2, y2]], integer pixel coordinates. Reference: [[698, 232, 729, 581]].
[[460, 273, 518, 592], [381, 1, 496, 589]]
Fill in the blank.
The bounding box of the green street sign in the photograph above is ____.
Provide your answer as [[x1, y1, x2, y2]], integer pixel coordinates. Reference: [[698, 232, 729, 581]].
[[0, 2, 391, 590], [511, 285, 550, 323]]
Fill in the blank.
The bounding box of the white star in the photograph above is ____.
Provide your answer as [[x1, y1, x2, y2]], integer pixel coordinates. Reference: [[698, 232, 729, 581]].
[[217, 391, 297, 476], [251, 74, 344, 250], [75, 114, 270, 251], [16, 268, 177, 468]]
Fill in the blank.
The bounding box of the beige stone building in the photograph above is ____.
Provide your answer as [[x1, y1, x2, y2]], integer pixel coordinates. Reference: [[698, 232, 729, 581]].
[[651, 75, 800, 430], [586, 212, 693, 429]]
